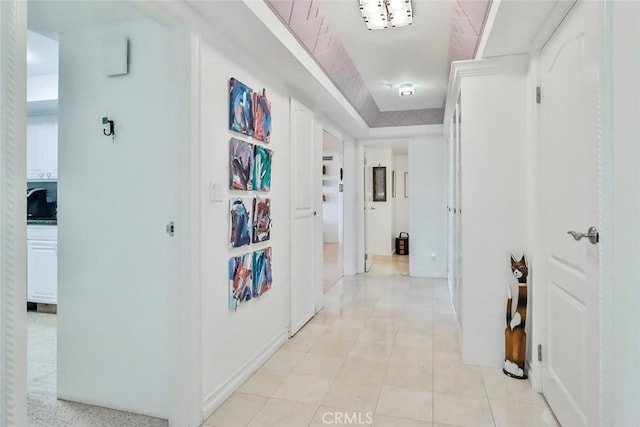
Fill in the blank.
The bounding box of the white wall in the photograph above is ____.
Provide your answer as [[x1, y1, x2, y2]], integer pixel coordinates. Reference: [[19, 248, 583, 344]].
[[27, 73, 57, 102], [364, 147, 393, 255], [57, 19, 189, 418], [393, 154, 409, 241], [342, 136, 358, 275], [408, 137, 448, 277], [459, 73, 527, 368], [194, 27, 340, 418]]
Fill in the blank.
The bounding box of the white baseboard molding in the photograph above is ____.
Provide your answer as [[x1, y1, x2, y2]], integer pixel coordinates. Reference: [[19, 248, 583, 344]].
[[201, 331, 288, 421], [526, 359, 542, 393]]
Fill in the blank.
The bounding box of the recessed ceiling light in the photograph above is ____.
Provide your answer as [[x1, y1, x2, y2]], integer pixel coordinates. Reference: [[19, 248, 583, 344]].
[[359, 0, 413, 30], [399, 84, 414, 96]]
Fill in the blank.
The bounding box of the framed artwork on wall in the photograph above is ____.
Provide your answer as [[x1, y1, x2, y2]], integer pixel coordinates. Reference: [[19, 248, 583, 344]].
[[252, 89, 272, 143], [252, 247, 272, 297], [229, 138, 254, 190], [252, 197, 271, 243], [404, 172, 409, 198], [392, 170, 396, 198], [229, 198, 252, 248], [373, 166, 387, 202], [229, 254, 253, 310], [253, 145, 273, 192], [229, 78, 253, 136]]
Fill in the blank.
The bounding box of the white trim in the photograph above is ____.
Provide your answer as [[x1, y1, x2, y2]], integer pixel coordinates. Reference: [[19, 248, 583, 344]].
[[475, 0, 502, 59], [530, 1, 577, 52], [0, 1, 27, 425], [598, 1, 615, 424], [200, 331, 288, 420], [443, 54, 530, 132], [527, 51, 544, 394], [241, 0, 369, 134]]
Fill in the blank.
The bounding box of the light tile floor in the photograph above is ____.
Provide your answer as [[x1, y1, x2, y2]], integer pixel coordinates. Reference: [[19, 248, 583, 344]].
[[27, 311, 168, 426], [205, 259, 559, 427], [323, 243, 343, 292]]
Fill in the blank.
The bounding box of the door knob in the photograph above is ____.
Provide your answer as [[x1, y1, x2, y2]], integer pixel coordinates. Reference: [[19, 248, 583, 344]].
[[567, 226, 599, 244]]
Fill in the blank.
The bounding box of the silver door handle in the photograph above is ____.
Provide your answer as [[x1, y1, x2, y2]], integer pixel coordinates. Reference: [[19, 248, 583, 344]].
[[567, 226, 599, 244]]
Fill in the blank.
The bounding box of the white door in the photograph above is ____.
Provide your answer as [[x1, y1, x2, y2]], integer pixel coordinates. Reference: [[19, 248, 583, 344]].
[[539, 2, 600, 425], [363, 163, 372, 272], [290, 98, 317, 335], [26, 240, 57, 304]]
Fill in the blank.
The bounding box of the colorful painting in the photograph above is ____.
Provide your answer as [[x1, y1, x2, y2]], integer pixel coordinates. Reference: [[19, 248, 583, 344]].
[[252, 197, 272, 243], [229, 78, 253, 136], [229, 198, 252, 248], [252, 89, 272, 143], [229, 254, 253, 310], [253, 248, 273, 297], [229, 138, 254, 190], [253, 146, 273, 192]]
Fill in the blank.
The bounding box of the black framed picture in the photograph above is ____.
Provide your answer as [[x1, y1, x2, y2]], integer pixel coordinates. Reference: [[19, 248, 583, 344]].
[[373, 166, 387, 202]]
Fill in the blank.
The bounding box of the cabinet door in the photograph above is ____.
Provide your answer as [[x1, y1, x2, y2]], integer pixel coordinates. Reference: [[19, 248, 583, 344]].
[[27, 240, 57, 304], [26, 117, 57, 180], [27, 121, 46, 180], [42, 120, 58, 180]]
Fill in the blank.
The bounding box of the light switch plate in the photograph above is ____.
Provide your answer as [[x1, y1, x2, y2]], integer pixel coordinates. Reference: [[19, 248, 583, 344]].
[[103, 36, 128, 77], [210, 181, 223, 202]]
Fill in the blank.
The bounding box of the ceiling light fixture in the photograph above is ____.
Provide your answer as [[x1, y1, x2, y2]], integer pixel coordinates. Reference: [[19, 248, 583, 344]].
[[399, 84, 414, 96], [359, 0, 413, 30]]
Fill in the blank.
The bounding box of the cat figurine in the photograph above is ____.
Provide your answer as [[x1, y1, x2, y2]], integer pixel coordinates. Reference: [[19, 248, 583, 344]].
[[504, 254, 528, 379]]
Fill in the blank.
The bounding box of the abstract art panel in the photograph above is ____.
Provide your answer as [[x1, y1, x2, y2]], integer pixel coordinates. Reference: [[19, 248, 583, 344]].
[[252, 88, 272, 143], [252, 197, 271, 243], [229, 198, 252, 248], [229, 78, 253, 136], [229, 138, 254, 190], [229, 254, 253, 311], [253, 145, 273, 192], [253, 247, 272, 297]]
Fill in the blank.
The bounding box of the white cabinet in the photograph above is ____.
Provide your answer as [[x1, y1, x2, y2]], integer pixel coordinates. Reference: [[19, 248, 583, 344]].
[[27, 226, 57, 304], [27, 115, 58, 181]]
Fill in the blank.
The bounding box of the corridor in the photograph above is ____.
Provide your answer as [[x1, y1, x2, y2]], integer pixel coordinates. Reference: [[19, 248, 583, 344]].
[[205, 267, 558, 426]]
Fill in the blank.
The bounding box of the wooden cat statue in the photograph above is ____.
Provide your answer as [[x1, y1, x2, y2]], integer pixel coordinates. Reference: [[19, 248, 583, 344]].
[[504, 254, 528, 379]]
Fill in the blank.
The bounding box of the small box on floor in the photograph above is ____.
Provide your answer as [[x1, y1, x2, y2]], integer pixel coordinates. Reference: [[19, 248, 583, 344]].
[[395, 232, 409, 255]]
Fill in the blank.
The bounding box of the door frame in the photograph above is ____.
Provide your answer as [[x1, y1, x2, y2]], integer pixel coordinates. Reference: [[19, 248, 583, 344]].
[[0, 2, 200, 425], [0, 1, 28, 425]]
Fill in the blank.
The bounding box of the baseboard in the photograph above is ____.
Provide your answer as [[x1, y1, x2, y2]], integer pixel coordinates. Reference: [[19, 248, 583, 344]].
[[201, 331, 288, 421], [526, 360, 534, 385]]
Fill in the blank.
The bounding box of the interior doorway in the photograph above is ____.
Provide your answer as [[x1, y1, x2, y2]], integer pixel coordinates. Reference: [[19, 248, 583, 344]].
[[23, 1, 188, 424], [363, 143, 410, 275], [322, 130, 344, 292]]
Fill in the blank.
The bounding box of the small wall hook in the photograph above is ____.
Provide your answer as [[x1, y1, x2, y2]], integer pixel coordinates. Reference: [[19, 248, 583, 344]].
[[102, 117, 115, 136]]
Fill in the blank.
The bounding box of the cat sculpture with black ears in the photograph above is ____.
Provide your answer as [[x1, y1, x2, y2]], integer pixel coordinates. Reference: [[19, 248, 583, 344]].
[[504, 254, 528, 379]]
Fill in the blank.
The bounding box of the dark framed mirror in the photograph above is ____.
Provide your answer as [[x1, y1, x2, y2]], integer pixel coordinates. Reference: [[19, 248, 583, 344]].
[[373, 166, 387, 202]]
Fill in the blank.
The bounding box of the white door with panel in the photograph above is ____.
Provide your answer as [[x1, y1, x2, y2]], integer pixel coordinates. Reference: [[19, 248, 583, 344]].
[[26, 115, 57, 180], [27, 240, 57, 304], [539, 2, 600, 425], [290, 98, 318, 335]]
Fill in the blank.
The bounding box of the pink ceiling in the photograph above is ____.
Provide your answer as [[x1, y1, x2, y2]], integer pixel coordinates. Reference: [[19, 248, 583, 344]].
[[266, 0, 490, 127], [449, 0, 491, 62]]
